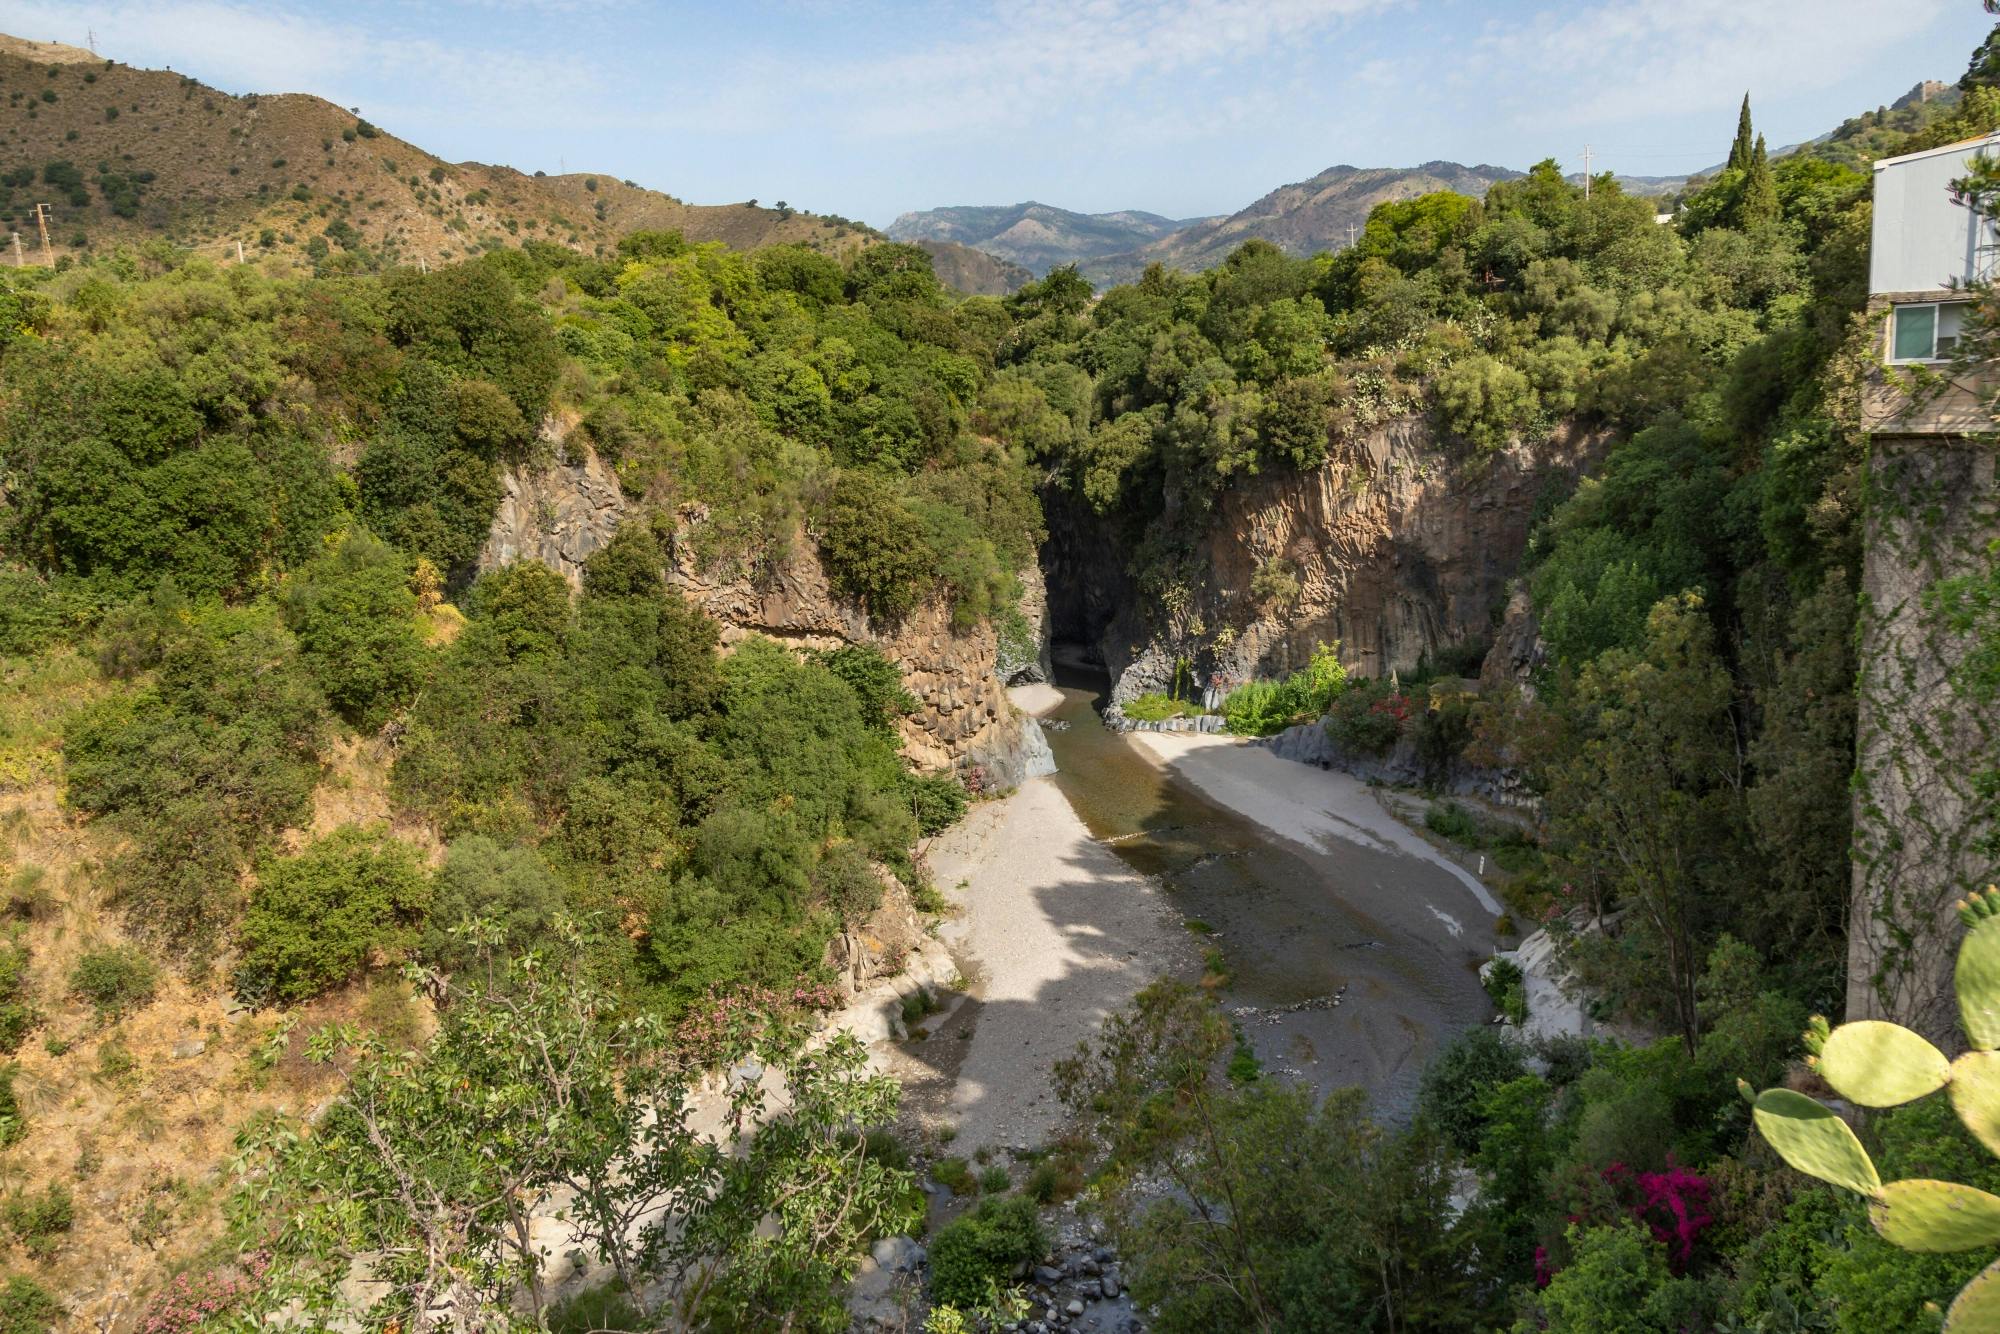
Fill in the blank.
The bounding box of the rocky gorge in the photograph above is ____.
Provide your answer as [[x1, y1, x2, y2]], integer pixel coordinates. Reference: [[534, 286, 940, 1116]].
[[1048, 415, 1604, 705]]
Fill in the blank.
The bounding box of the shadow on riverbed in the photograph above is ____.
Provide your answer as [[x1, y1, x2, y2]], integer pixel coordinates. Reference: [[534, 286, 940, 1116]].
[[890, 654, 1494, 1150]]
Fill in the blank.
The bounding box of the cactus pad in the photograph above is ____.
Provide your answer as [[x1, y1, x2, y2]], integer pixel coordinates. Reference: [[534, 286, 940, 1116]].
[[1953, 1051, 2000, 1159], [1816, 1020, 1951, 1107], [1948, 1256, 2000, 1333], [1751, 1088, 1881, 1196], [1960, 888, 2000, 1052], [1870, 1180, 2000, 1252]]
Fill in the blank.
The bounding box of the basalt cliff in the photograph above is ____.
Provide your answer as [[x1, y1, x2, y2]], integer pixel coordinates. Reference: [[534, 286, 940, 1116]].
[[1050, 416, 1605, 703], [479, 434, 1051, 790]]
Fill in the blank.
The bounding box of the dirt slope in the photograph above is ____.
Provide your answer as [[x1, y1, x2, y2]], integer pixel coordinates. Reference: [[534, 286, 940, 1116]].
[[0, 33, 878, 271]]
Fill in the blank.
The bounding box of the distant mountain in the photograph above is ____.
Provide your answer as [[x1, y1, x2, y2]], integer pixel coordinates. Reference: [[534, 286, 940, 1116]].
[[886, 201, 1211, 276], [0, 32, 880, 272], [1081, 160, 1522, 286], [914, 239, 1033, 296]]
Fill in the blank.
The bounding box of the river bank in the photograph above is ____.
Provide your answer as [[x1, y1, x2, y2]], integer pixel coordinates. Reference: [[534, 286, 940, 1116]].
[[888, 666, 1500, 1150]]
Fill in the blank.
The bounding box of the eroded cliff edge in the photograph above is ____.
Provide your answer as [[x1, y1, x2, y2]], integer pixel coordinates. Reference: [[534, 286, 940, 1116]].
[[1051, 415, 1606, 701], [479, 439, 1049, 789]]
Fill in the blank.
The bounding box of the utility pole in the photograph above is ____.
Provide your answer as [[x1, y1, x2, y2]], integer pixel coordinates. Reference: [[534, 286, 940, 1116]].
[[9, 233, 20, 268], [1582, 144, 1593, 200], [1347, 221, 1356, 248], [235, 239, 245, 263], [31, 203, 52, 266]]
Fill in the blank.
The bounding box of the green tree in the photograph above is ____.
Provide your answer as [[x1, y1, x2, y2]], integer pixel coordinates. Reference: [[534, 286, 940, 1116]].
[[239, 941, 915, 1332], [816, 471, 934, 622], [1542, 595, 1742, 1053], [1727, 93, 1756, 171], [282, 528, 428, 729]]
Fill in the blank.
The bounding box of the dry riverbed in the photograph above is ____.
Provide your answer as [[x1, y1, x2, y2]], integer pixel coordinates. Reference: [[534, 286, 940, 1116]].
[[883, 675, 1501, 1154]]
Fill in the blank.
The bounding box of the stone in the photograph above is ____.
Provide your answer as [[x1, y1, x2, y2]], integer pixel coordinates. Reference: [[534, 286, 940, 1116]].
[[871, 1234, 920, 1273], [1067, 1300, 1086, 1317], [171, 1038, 206, 1059], [1035, 1265, 1063, 1285]]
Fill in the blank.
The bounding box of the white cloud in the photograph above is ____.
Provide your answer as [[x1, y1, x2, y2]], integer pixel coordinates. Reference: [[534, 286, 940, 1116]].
[[659, 0, 1407, 142], [1471, 0, 1961, 131]]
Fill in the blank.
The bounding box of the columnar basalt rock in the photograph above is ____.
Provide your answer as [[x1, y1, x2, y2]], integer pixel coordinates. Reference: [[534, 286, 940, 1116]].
[[476, 431, 627, 587], [1060, 415, 1604, 702], [664, 509, 1041, 788]]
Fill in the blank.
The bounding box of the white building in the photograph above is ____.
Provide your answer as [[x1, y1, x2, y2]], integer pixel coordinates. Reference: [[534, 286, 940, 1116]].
[[1865, 130, 2000, 429]]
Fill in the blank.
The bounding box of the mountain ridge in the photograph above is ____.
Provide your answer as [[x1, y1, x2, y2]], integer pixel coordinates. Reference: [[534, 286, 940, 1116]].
[[0, 33, 883, 274], [885, 200, 1213, 276]]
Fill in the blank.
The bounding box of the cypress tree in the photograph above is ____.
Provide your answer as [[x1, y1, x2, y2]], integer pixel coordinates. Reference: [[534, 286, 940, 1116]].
[[1740, 132, 1780, 226], [1727, 93, 1755, 171]]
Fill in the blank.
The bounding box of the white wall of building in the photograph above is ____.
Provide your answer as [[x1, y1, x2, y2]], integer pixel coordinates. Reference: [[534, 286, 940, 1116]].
[[1870, 133, 2000, 294]]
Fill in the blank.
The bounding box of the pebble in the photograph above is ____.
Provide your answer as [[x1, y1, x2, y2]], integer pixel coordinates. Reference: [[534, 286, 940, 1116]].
[[1067, 1299, 1086, 1317], [171, 1038, 207, 1059]]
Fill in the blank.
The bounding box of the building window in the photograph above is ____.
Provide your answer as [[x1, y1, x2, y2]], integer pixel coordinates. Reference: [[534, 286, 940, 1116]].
[[1890, 300, 1970, 362]]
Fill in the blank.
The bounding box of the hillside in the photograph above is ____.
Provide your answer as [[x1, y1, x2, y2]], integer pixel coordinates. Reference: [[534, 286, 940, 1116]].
[[0, 34, 879, 271], [915, 238, 1033, 295], [886, 201, 1208, 275], [1082, 160, 1521, 285]]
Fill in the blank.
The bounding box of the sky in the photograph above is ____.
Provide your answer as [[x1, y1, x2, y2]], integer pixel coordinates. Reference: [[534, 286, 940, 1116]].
[[0, 0, 1992, 227]]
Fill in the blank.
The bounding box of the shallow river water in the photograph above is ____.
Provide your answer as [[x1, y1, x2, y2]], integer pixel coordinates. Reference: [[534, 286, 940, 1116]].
[[1038, 657, 1492, 1116]]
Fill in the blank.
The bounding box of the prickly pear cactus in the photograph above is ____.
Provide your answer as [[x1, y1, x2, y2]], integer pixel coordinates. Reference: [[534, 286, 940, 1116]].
[[1744, 886, 2000, 1331]]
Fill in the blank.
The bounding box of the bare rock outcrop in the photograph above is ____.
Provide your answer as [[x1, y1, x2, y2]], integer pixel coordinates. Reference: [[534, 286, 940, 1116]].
[[1088, 416, 1605, 700], [475, 429, 1039, 787], [665, 507, 1038, 788], [476, 431, 626, 587]]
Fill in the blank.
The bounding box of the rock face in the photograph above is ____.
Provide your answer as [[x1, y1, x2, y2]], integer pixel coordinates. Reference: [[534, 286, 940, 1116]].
[[476, 433, 626, 587], [666, 506, 1039, 789], [476, 431, 1038, 788], [1069, 415, 1604, 702], [1847, 435, 2000, 1046]]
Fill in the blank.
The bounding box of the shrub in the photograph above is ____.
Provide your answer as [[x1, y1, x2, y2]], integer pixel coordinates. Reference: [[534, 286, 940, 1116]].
[[1483, 957, 1528, 1024], [418, 835, 562, 977], [281, 528, 428, 729], [811, 842, 883, 926], [932, 1156, 974, 1196], [1425, 800, 1482, 844], [902, 771, 968, 835], [1, 1185, 71, 1261], [1250, 556, 1301, 611], [1222, 642, 1348, 736], [979, 1164, 1010, 1194], [0, 945, 35, 1053], [1416, 1025, 1530, 1155], [929, 1195, 1045, 1307], [0, 1067, 22, 1148], [1220, 679, 1285, 735], [69, 945, 158, 1017], [1323, 677, 1411, 755], [817, 470, 934, 622], [63, 606, 327, 950], [235, 827, 431, 1003], [1123, 692, 1193, 722], [0, 1275, 59, 1334]]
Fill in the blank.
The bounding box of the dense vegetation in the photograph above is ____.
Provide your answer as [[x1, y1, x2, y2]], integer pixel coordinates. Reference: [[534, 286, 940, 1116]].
[[0, 224, 1038, 1325], [0, 23, 1997, 1330], [1002, 73, 2000, 1334]]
